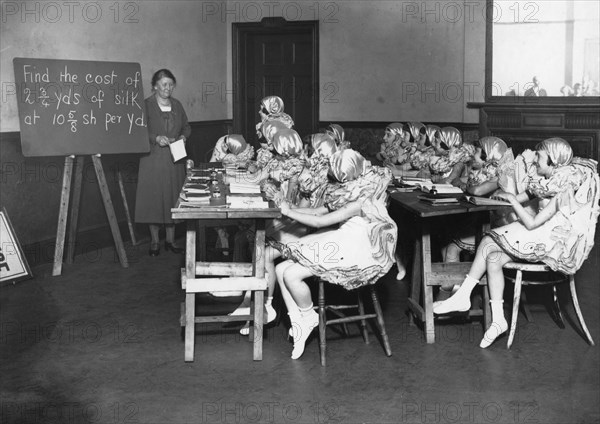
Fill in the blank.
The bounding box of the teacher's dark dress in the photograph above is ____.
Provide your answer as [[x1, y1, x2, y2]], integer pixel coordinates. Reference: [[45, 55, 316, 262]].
[[135, 95, 191, 224]]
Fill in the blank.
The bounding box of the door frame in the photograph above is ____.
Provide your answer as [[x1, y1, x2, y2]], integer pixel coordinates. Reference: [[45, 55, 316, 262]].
[[232, 18, 319, 136]]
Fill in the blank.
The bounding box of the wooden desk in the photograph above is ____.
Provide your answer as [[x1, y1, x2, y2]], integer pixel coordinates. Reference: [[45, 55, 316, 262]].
[[389, 191, 507, 343], [172, 170, 280, 361]]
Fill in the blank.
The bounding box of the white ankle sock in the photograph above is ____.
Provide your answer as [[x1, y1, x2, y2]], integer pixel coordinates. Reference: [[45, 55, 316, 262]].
[[480, 300, 508, 348], [288, 310, 300, 338], [265, 297, 276, 324], [291, 305, 319, 360], [433, 274, 479, 314], [299, 304, 314, 317]]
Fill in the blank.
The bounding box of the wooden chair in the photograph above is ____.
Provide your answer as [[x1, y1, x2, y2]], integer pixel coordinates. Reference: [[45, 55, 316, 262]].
[[503, 262, 595, 349], [317, 279, 392, 366]]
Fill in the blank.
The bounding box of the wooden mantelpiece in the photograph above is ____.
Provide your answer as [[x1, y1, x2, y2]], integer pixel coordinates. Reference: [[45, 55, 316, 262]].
[[468, 103, 600, 160]]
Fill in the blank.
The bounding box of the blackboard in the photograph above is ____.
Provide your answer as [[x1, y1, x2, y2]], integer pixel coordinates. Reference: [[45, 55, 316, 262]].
[[13, 58, 150, 157]]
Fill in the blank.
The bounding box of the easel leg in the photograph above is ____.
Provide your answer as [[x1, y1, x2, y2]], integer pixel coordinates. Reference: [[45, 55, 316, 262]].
[[117, 170, 137, 245], [66, 156, 84, 264], [91, 155, 128, 268], [53, 156, 74, 276]]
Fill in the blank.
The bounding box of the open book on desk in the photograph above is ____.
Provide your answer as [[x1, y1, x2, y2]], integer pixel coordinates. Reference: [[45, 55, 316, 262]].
[[398, 177, 463, 195], [229, 182, 261, 194], [227, 195, 269, 209], [399, 176, 433, 186], [464, 196, 512, 206], [420, 183, 463, 195]]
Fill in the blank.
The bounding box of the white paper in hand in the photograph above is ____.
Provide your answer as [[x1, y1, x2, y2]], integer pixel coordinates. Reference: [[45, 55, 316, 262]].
[[169, 138, 187, 162]]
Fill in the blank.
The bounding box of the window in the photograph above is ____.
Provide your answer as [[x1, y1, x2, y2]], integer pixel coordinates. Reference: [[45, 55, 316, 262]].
[[488, 0, 599, 99]]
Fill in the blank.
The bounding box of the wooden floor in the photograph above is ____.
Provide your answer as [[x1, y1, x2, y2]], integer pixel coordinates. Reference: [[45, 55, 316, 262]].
[[1, 235, 599, 424]]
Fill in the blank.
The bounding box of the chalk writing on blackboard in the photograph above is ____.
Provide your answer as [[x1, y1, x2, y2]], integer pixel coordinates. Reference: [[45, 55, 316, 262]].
[[13, 58, 150, 157]]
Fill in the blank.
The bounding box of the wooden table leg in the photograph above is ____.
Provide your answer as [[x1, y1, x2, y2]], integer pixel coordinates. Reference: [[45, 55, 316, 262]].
[[421, 221, 435, 344], [408, 236, 422, 326], [252, 219, 266, 361], [184, 220, 197, 362], [477, 213, 492, 330], [253, 290, 264, 361], [184, 293, 195, 362]]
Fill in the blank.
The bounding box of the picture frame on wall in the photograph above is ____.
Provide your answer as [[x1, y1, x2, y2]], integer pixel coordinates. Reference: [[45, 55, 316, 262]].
[[0, 207, 32, 283]]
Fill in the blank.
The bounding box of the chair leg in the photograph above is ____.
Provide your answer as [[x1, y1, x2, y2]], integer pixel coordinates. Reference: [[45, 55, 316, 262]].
[[520, 289, 534, 323], [507, 270, 523, 349], [357, 292, 370, 344], [482, 278, 491, 331], [569, 275, 595, 346], [370, 286, 392, 357], [549, 285, 566, 329], [318, 280, 327, 366]]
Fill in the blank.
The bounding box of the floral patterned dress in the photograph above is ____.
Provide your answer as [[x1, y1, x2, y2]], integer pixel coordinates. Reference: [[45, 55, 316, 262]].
[[271, 166, 398, 289], [488, 158, 599, 275]]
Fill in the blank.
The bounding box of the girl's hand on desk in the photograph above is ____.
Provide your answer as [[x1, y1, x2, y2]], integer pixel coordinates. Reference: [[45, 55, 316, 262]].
[[492, 191, 516, 204], [279, 200, 291, 215]]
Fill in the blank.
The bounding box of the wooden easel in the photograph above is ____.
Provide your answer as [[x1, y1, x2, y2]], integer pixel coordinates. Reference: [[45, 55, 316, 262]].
[[53, 154, 130, 276]]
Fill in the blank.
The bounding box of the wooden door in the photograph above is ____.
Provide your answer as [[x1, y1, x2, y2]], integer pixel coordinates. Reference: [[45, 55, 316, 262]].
[[234, 19, 319, 148]]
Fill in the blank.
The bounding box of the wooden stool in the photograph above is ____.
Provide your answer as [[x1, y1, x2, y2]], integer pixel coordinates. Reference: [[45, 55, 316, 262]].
[[503, 262, 595, 349], [317, 279, 392, 366]]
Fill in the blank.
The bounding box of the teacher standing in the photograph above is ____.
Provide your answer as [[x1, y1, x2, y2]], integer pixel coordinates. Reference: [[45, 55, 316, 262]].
[[135, 69, 191, 256]]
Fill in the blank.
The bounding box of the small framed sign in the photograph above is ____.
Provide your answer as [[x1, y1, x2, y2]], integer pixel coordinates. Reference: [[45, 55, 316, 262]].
[[0, 207, 32, 283]]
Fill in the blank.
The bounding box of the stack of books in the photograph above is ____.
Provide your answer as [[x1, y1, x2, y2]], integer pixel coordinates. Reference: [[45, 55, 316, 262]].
[[418, 193, 461, 205], [183, 183, 209, 194], [463, 195, 512, 206], [179, 191, 210, 204]]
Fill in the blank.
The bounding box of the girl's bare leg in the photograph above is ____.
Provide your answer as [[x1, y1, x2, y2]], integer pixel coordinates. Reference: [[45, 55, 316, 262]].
[[480, 247, 511, 348], [433, 236, 496, 314]]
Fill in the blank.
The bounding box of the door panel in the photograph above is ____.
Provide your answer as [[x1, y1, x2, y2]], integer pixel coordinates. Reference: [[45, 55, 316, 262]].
[[236, 22, 318, 149]]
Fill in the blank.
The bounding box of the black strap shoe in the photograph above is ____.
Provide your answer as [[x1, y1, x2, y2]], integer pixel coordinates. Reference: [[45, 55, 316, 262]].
[[149, 243, 160, 256]]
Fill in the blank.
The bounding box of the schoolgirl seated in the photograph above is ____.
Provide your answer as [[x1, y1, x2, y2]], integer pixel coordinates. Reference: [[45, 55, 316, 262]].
[[376, 122, 407, 167], [424, 126, 475, 185], [325, 123, 351, 150], [209, 134, 254, 167], [436, 136, 513, 300], [232, 128, 307, 334], [405, 122, 435, 171], [207, 134, 255, 262], [433, 137, 599, 348], [253, 96, 295, 171], [297, 133, 339, 208], [272, 149, 398, 359]]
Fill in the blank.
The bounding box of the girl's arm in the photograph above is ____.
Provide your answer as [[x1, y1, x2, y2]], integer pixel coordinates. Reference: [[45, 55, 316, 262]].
[[506, 194, 557, 230], [431, 162, 464, 184], [493, 190, 531, 204], [291, 205, 329, 216], [281, 201, 361, 228], [466, 180, 499, 196], [445, 162, 466, 185]]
